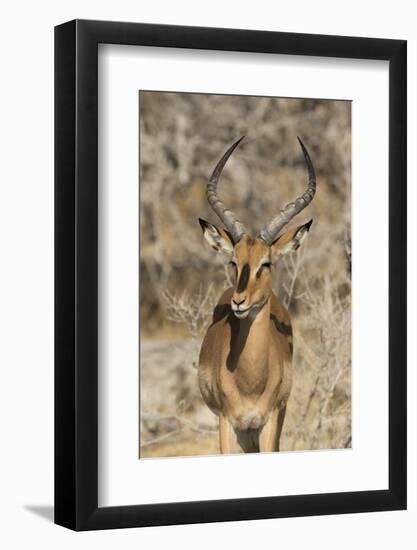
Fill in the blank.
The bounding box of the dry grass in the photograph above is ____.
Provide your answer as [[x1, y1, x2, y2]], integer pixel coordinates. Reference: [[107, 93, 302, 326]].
[[139, 91, 351, 458]]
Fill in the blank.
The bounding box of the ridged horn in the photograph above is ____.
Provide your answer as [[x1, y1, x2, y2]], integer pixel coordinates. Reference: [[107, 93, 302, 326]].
[[258, 137, 316, 245], [206, 137, 247, 243]]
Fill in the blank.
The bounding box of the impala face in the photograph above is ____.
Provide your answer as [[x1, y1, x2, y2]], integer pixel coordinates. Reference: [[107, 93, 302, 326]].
[[230, 236, 272, 319], [199, 219, 313, 319]]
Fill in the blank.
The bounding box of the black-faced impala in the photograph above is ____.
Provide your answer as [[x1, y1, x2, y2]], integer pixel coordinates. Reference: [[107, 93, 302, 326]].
[[198, 136, 316, 453]]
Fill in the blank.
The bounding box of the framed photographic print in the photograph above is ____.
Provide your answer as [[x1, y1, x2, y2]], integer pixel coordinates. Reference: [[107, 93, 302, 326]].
[[55, 20, 406, 530]]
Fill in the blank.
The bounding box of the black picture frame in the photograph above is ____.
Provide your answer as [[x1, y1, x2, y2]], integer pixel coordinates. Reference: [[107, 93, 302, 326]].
[[55, 19, 407, 531]]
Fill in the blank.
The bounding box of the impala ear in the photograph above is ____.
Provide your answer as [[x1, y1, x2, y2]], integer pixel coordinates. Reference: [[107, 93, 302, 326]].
[[270, 219, 313, 261], [199, 218, 234, 255]]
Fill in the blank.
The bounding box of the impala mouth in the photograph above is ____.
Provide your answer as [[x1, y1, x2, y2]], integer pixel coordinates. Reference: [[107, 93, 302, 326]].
[[232, 306, 251, 319], [232, 298, 269, 319]]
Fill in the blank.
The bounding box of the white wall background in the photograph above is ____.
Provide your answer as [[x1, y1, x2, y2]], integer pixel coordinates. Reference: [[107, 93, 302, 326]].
[[0, 1, 414, 548]]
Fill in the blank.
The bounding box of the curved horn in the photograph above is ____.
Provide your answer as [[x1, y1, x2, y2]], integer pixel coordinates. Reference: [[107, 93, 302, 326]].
[[206, 136, 247, 243], [258, 137, 316, 245]]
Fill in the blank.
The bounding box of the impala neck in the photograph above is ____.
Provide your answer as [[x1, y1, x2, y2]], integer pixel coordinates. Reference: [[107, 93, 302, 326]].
[[227, 297, 271, 390]]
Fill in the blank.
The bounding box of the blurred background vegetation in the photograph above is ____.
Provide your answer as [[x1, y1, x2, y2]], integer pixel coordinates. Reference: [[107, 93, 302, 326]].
[[139, 91, 351, 458]]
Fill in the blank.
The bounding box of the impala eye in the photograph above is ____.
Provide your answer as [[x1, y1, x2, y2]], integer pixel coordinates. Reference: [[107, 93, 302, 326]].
[[257, 262, 271, 278]]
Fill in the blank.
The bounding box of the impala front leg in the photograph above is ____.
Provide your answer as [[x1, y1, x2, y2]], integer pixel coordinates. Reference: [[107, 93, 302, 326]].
[[259, 406, 286, 452], [219, 414, 245, 454]]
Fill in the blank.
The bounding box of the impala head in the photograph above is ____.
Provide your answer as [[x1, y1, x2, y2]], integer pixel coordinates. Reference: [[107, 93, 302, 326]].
[[199, 136, 316, 319]]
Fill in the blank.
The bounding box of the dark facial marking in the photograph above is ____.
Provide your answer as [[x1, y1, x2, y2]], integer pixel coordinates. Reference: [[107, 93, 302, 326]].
[[237, 263, 250, 293]]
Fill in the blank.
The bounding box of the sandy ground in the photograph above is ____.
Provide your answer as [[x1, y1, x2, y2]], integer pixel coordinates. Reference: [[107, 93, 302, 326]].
[[140, 335, 351, 458]]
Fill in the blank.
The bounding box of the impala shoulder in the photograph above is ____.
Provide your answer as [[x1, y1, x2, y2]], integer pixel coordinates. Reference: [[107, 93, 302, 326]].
[[198, 364, 221, 416]]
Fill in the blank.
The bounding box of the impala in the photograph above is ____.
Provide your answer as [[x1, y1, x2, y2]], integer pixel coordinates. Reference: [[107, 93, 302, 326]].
[[198, 136, 316, 453]]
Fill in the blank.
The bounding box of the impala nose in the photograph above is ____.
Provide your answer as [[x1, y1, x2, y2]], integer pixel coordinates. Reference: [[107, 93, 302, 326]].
[[233, 297, 246, 307]]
